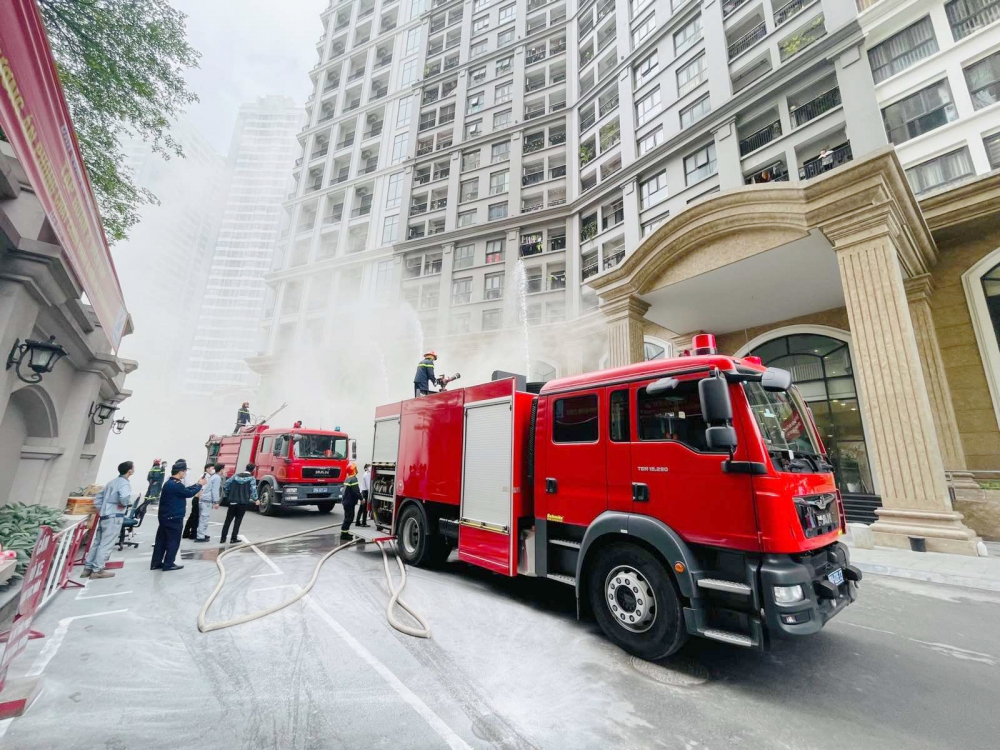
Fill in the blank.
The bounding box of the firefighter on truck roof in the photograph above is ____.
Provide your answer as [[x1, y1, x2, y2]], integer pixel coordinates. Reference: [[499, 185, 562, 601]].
[[235, 402, 250, 433], [413, 351, 438, 398]]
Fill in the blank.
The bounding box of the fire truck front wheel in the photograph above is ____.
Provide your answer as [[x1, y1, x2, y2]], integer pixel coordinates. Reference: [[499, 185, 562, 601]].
[[258, 484, 279, 516], [588, 543, 687, 660]]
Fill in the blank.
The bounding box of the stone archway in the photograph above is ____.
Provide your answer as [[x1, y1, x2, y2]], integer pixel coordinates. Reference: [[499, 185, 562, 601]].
[[9, 385, 60, 439], [0, 386, 60, 506]]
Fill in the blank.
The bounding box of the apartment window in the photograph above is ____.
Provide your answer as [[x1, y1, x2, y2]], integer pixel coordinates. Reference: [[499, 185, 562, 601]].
[[499, 29, 515, 46], [411, 0, 426, 17], [465, 119, 483, 138], [634, 52, 658, 88], [386, 172, 403, 208], [450, 312, 471, 334], [473, 14, 490, 33], [375, 260, 393, 292], [985, 131, 1000, 169], [462, 149, 481, 171], [486, 238, 505, 263], [495, 81, 513, 103], [485, 272, 505, 299], [946, 0, 1000, 41], [397, 96, 413, 127], [496, 56, 513, 74], [677, 54, 707, 97], [474, 0, 491, 10], [636, 86, 661, 126], [402, 61, 418, 85], [391, 134, 407, 164], [882, 80, 957, 144], [679, 95, 711, 128], [494, 109, 512, 128], [406, 28, 421, 55], [499, 4, 515, 23], [905, 147, 975, 194], [452, 277, 472, 304], [492, 140, 511, 162], [458, 209, 478, 227], [640, 170, 668, 208], [454, 244, 475, 270], [638, 126, 663, 155], [965, 51, 1000, 111], [467, 92, 484, 114], [489, 202, 508, 220], [461, 178, 480, 202], [472, 40, 489, 58], [482, 308, 503, 331], [382, 215, 399, 244], [471, 66, 487, 85], [420, 285, 440, 310], [633, 14, 655, 47], [674, 15, 702, 55], [489, 170, 509, 195], [684, 142, 717, 185], [868, 17, 938, 84]]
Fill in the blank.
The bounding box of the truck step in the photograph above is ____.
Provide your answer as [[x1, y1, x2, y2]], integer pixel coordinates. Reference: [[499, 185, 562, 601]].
[[701, 629, 754, 647], [549, 538, 581, 549], [697, 578, 752, 595], [546, 573, 575, 586]]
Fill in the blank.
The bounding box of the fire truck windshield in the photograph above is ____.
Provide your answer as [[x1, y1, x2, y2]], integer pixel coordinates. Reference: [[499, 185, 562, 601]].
[[743, 382, 821, 459], [293, 435, 348, 460]]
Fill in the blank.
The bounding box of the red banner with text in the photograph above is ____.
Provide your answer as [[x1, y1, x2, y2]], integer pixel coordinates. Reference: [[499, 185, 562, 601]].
[[0, 0, 128, 349], [0, 526, 56, 690]]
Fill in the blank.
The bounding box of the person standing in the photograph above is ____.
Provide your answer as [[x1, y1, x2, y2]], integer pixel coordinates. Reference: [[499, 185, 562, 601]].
[[340, 463, 361, 541], [82, 461, 134, 579], [145, 459, 165, 501], [355, 463, 371, 527], [221, 463, 259, 543], [183, 463, 212, 540], [413, 351, 438, 397], [235, 401, 251, 432], [195, 463, 222, 543], [152, 460, 205, 571]]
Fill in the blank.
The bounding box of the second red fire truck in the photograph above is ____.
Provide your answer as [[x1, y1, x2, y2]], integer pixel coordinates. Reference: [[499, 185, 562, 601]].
[[371, 335, 861, 659]]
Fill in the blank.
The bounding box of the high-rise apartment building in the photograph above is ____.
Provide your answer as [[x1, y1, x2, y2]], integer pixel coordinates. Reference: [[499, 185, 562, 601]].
[[184, 96, 303, 396]]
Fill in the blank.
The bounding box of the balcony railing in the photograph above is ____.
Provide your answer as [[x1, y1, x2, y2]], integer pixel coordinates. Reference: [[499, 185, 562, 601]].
[[603, 248, 625, 269], [370, 87, 388, 101], [350, 202, 373, 218], [444, 56, 460, 71], [414, 172, 431, 185], [364, 124, 383, 138], [602, 205, 624, 229], [854, 0, 885, 10], [526, 77, 546, 92], [520, 242, 544, 257], [551, 40, 566, 54], [375, 55, 393, 69], [311, 146, 329, 160], [774, 0, 809, 26], [723, 0, 750, 17], [522, 201, 544, 213], [525, 103, 546, 119], [549, 131, 566, 145], [550, 236, 566, 251], [336, 136, 356, 150], [430, 198, 448, 210], [950, 1, 1000, 40], [581, 222, 598, 241], [522, 170, 544, 186], [325, 205, 344, 222], [799, 143, 853, 180], [550, 100, 566, 112], [408, 227, 426, 239], [343, 99, 361, 112], [582, 261, 599, 280], [727, 21, 767, 60], [739, 119, 781, 156], [550, 165, 566, 179], [791, 86, 841, 128], [410, 202, 428, 215], [348, 69, 366, 81], [363, 160, 379, 174], [527, 50, 547, 65], [580, 113, 597, 131], [523, 137, 545, 154], [744, 162, 789, 185]]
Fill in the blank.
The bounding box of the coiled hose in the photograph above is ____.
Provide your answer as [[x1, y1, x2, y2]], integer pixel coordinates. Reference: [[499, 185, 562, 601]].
[[197, 523, 430, 638]]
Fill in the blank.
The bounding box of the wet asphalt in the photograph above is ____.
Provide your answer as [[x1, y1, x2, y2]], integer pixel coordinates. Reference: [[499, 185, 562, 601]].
[[1, 504, 998, 749]]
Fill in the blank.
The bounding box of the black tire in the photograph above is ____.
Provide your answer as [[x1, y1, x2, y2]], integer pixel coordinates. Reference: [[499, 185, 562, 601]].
[[396, 503, 432, 566], [588, 543, 687, 660], [316, 502, 334, 514], [258, 484, 279, 517]]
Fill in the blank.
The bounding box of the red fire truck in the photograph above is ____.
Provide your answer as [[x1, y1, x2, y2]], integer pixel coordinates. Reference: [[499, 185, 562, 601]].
[[206, 424, 357, 515], [370, 335, 861, 658]]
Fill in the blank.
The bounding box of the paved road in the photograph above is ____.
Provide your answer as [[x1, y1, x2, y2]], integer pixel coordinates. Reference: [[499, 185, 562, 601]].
[[2, 505, 997, 749]]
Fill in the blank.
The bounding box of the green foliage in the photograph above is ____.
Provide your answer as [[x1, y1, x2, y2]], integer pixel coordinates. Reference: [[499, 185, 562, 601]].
[[979, 480, 1000, 491], [0, 503, 64, 579], [37, 0, 200, 242]]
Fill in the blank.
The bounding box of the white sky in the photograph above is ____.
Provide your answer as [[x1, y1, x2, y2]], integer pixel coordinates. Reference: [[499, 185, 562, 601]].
[[171, 0, 325, 154]]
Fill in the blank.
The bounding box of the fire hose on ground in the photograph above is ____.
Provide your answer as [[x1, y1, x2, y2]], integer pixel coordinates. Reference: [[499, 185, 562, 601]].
[[197, 523, 431, 639]]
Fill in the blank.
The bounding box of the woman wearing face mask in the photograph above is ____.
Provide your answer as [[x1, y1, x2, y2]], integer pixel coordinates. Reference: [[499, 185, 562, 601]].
[[151, 459, 206, 571]]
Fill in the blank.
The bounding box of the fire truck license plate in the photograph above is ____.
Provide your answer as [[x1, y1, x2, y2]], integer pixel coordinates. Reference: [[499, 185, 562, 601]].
[[827, 568, 844, 586]]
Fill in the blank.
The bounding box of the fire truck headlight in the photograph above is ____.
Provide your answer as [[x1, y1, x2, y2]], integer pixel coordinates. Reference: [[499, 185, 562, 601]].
[[285, 487, 298, 495], [773, 585, 805, 604]]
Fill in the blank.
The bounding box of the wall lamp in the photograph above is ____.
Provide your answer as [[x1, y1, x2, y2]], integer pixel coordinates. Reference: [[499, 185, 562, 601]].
[[89, 402, 118, 426], [112, 418, 129, 435], [6, 335, 68, 385]]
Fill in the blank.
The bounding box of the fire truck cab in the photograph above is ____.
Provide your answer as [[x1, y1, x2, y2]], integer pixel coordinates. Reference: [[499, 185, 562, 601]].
[[206, 424, 357, 516], [372, 336, 861, 659]]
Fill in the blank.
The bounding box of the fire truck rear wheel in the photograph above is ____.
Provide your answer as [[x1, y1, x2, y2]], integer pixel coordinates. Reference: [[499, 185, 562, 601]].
[[396, 503, 431, 566], [258, 485, 279, 517], [589, 543, 687, 660]]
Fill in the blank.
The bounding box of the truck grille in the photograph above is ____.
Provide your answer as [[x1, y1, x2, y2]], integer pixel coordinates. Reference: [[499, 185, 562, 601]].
[[303, 467, 341, 479], [794, 493, 839, 538]]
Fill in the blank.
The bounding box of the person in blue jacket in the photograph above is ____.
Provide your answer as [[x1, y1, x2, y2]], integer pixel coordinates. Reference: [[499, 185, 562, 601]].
[[151, 459, 205, 571]]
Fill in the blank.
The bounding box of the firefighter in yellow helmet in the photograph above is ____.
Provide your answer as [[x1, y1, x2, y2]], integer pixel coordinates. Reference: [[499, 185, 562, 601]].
[[413, 351, 438, 397], [340, 463, 361, 541]]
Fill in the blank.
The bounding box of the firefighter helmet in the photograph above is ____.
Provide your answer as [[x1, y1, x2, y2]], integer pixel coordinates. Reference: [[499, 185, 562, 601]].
[[423, 351, 438, 360], [153, 459, 161, 465], [346, 462, 358, 477]]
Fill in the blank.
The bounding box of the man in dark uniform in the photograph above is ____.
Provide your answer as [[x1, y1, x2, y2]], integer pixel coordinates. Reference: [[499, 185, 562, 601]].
[[145, 459, 165, 500], [340, 463, 361, 542], [152, 460, 205, 571], [235, 402, 251, 433], [413, 351, 438, 397]]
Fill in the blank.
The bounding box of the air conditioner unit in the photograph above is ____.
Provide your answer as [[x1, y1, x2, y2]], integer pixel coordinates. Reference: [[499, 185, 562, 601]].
[[357, 187, 370, 196], [361, 151, 372, 160]]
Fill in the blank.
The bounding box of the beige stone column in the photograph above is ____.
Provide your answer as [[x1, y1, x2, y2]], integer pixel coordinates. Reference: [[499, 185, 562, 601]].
[[830, 219, 981, 555], [904, 275, 982, 500], [603, 296, 649, 367]]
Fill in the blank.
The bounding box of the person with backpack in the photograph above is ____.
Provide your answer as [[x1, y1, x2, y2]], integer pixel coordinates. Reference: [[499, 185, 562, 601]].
[[221, 463, 259, 544]]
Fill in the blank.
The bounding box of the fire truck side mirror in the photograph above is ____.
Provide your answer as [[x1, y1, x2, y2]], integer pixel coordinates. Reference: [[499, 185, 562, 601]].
[[761, 367, 792, 392], [349, 439, 357, 460], [705, 425, 738, 452], [698, 376, 732, 423]]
